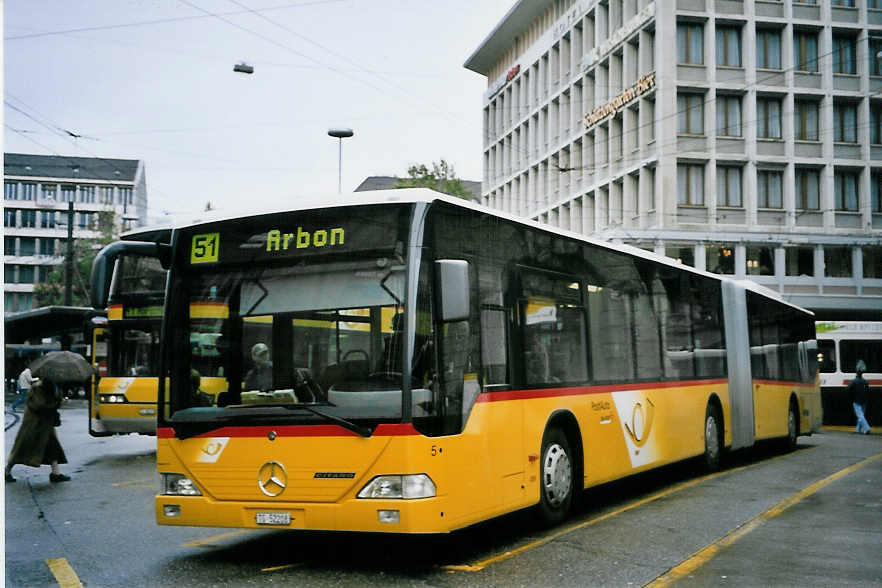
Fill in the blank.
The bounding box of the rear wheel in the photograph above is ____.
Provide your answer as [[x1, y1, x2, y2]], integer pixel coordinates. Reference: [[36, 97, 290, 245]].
[[703, 404, 722, 472], [536, 427, 574, 526]]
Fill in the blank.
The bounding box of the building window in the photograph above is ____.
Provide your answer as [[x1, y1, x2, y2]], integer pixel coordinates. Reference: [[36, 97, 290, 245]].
[[867, 175, 882, 222], [677, 163, 705, 206], [119, 187, 133, 205], [834, 170, 859, 212], [706, 245, 735, 275], [747, 246, 775, 276], [832, 0, 856, 6], [38, 265, 53, 283], [871, 0, 882, 8], [832, 35, 857, 74], [100, 186, 114, 204], [5, 236, 17, 256], [757, 97, 782, 139], [863, 247, 882, 279], [78, 185, 95, 203], [4, 209, 16, 227], [825, 246, 852, 278], [677, 23, 704, 65], [60, 185, 75, 203], [678, 93, 704, 135], [795, 168, 820, 210], [794, 100, 819, 141], [757, 170, 783, 209], [18, 265, 35, 284], [834, 102, 857, 143], [717, 166, 742, 207], [40, 211, 55, 229], [716, 95, 741, 137], [871, 38, 882, 75], [5, 265, 16, 284], [785, 247, 814, 277], [41, 184, 56, 202], [716, 26, 741, 67], [5, 182, 18, 200], [666, 245, 695, 267], [793, 31, 818, 72], [756, 29, 782, 70], [20, 210, 36, 228], [39, 238, 55, 256], [19, 237, 36, 256], [21, 183, 36, 201]]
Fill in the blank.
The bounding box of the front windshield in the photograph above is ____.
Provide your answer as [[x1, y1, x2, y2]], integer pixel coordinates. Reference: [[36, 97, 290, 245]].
[[174, 258, 433, 422], [108, 322, 161, 377]]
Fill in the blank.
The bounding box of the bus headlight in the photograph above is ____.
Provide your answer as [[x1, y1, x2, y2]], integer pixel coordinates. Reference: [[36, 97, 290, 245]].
[[162, 474, 202, 496], [357, 474, 436, 499], [100, 394, 127, 403]]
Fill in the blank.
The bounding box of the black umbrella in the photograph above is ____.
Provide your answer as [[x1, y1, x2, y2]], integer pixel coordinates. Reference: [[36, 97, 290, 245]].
[[29, 351, 94, 384]]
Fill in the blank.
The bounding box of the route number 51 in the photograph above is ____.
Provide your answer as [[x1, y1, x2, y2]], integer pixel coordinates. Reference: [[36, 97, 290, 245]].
[[191, 233, 220, 264]]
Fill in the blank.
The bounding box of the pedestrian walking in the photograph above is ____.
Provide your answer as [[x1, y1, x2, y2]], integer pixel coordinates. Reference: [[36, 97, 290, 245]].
[[10, 365, 34, 412], [847, 360, 871, 435], [5, 379, 70, 483]]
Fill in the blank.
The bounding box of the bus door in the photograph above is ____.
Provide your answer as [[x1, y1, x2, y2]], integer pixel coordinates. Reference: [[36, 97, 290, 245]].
[[89, 322, 111, 436]]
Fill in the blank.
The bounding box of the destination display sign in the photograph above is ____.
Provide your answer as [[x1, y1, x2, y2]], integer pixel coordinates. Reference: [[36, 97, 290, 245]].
[[185, 205, 406, 267]]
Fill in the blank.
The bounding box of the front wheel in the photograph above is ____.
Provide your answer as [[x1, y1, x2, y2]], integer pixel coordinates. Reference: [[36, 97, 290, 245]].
[[784, 399, 799, 452], [703, 404, 722, 472], [536, 427, 574, 527]]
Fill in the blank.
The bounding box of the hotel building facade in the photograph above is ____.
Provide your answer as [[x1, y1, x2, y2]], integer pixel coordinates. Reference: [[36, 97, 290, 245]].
[[465, 0, 882, 319]]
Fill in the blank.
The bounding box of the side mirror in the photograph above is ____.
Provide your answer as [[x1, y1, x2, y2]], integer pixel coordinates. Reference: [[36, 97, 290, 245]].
[[435, 260, 469, 322], [90, 241, 168, 309]]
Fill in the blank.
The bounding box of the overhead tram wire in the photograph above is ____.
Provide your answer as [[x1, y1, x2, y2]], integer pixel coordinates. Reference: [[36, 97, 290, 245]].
[[3, 0, 350, 41], [176, 0, 393, 98], [224, 0, 467, 126]]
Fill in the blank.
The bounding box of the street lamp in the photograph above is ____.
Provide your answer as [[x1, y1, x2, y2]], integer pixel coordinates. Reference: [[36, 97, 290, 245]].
[[328, 128, 354, 194]]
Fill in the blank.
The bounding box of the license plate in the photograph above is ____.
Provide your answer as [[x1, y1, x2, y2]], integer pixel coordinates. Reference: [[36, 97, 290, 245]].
[[256, 512, 291, 526]]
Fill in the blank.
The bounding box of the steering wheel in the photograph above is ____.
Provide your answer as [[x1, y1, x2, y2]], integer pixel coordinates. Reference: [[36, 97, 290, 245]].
[[342, 349, 369, 363]]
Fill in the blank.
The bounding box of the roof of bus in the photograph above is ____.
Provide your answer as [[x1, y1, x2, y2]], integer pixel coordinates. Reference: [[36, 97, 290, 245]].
[[124, 189, 811, 315]]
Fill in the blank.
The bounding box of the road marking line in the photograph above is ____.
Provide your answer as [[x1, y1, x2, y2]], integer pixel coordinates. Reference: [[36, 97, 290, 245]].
[[441, 446, 817, 573], [183, 529, 254, 548], [46, 558, 83, 588], [262, 563, 304, 572], [645, 451, 882, 587], [441, 464, 752, 572]]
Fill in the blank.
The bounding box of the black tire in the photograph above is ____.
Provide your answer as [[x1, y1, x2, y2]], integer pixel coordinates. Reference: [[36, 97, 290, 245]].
[[784, 399, 799, 452], [703, 404, 723, 472], [536, 427, 574, 527]]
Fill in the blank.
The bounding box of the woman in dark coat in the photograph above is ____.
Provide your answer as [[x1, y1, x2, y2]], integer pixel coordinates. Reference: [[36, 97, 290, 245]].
[[5, 379, 70, 483]]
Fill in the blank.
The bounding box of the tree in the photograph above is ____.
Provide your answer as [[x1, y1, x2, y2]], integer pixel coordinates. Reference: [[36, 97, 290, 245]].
[[33, 210, 117, 307], [394, 159, 474, 200]]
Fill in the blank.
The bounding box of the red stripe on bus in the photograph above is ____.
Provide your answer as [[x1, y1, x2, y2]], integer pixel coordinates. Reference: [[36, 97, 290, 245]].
[[751, 378, 816, 386], [844, 379, 882, 386], [476, 378, 728, 403], [156, 423, 418, 439]]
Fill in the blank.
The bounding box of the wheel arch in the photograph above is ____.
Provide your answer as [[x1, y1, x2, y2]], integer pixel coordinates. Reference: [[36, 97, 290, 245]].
[[706, 393, 726, 449]]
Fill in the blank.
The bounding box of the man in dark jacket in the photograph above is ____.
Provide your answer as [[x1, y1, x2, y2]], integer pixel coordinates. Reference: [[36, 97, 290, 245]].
[[848, 361, 871, 435]]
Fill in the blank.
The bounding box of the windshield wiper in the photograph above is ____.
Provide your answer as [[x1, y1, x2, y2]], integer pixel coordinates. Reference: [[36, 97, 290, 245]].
[[285, 404, 372, 438]]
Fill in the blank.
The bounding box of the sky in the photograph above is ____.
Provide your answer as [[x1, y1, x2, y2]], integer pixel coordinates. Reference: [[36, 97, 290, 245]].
[[4, 0, 513, 223]]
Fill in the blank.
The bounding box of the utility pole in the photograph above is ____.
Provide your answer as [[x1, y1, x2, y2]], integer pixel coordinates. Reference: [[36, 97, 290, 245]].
[[65, 201, 74, 306]]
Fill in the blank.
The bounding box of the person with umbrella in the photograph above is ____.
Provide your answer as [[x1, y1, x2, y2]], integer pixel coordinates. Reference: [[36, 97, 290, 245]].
[[5, 351, 93, 483]]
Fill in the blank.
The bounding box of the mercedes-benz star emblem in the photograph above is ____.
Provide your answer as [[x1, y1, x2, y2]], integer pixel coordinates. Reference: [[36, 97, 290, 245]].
[[258, 461, 287, 497]]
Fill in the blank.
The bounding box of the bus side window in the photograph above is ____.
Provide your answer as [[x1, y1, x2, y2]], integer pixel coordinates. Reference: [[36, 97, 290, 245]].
[[817, 339, 836, 373]]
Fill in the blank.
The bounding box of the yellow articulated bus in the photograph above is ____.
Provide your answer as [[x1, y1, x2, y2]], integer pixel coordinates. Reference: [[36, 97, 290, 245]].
[[90, 190, 821, 533], [89, 229, 170, 436]]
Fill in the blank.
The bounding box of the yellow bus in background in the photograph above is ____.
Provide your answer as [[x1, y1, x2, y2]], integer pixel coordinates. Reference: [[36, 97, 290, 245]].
[[91, 191, 821, 532], [89, 230, 169, 436]]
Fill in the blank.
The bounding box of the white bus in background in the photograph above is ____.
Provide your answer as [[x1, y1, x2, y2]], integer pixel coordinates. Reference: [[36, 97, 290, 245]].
[[816, 322, 882, 426]]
